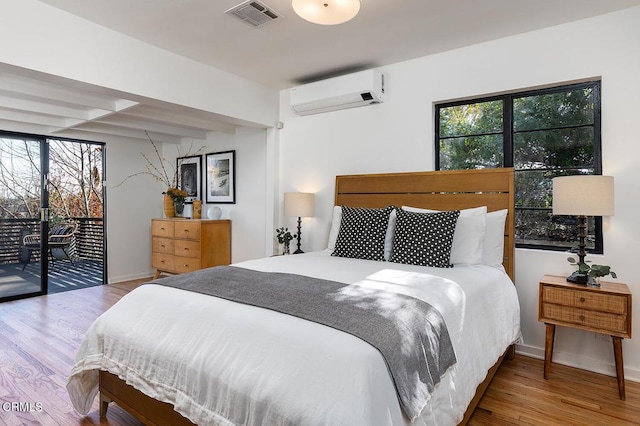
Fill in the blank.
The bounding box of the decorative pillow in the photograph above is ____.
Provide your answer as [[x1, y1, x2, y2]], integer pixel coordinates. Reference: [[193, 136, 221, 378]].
[[331, 206, 394, 261], [402, 205, 487, 265], [482, 209, 508, 267], [390, 208, 460, 267], [328, 205, 397, 260]]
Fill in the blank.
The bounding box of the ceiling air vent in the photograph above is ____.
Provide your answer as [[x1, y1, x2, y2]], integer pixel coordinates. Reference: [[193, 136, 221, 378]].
[[225, 1, 281, 27]]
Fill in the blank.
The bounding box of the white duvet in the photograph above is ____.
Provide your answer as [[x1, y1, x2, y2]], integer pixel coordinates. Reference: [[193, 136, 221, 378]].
[[67, 251, 520, 425]]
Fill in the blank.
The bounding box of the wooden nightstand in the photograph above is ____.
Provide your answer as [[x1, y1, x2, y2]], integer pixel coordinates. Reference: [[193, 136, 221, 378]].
[[538, 274, 632, 399]]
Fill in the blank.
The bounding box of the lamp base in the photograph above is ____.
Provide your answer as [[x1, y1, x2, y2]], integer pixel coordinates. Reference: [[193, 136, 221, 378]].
[[293, 248, 304, 254]]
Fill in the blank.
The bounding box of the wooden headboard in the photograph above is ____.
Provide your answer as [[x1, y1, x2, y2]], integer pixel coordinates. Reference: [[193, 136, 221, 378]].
[[334, 168, 515, 281]]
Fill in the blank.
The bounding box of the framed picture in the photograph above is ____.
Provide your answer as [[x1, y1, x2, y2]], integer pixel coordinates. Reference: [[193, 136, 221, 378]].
[[205, 150, 236, 204], [177, 155, 202, 202]]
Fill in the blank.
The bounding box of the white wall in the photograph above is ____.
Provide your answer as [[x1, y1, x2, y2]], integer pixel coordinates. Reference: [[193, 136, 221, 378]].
[[278, 7, 640, 381]]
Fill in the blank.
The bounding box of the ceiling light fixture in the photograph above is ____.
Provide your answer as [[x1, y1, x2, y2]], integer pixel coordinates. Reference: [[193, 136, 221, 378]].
[[292, 0, 361, 25]]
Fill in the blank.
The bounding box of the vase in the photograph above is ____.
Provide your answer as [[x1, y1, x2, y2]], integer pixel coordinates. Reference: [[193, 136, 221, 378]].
[[283, 242, 290, 255], [193, 200, 202, 219], [174, 200, 185, 217], [163, 194, 175, 218]]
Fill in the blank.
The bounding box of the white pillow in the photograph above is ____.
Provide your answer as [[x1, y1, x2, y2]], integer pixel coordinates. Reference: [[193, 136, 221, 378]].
[[327, 205, 342, 251], [402, 205, 487, 265], [328, 205, 397, 260], [482, 209, 508, 267]]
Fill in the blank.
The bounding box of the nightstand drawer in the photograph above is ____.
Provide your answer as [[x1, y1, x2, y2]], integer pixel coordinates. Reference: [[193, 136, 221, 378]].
[[542, 286, 627, 314], [541, 303, 629, 335]]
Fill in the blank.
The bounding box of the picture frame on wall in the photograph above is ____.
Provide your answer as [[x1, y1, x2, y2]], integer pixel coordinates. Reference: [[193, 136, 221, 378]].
[[205, 150, 236, 204], [177, 155, 202, 202]]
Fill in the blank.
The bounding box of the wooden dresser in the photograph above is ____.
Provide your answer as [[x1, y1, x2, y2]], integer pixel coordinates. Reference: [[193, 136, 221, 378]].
[[151, 218, 231, 279], [538, 274, 632, 399]]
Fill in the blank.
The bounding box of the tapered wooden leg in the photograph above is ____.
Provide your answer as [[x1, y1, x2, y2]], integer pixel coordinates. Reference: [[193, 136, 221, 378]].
[[612, 336, 625, 400], [544, 323, 555, 379], [153, 269, 161, 279], [99, 393, 111, 418]]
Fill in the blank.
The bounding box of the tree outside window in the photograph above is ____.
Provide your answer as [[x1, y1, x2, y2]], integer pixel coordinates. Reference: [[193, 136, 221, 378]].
[[435, 81, 602, 253]]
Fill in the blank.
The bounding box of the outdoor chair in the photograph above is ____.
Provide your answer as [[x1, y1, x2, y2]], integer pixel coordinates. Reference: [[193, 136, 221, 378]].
[[21, 222, 77, 270]]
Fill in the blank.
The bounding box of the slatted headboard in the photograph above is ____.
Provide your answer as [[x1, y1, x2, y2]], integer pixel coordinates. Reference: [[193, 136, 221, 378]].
[[334, 168, 515, 281]]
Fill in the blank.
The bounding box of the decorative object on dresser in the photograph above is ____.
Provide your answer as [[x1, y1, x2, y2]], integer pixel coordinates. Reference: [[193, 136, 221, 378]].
[[538, 274, 632, 399], [164, 188, 188, 218], [284, 192, 315, 254], [552, 175, 615, 285], [205, 151, 236, 204], [114, 131, 205, 217], [151, 218, 231, 279], [192, 199, 202, 219]]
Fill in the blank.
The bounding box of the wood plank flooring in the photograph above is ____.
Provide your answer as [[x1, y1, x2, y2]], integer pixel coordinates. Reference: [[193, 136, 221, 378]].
[[0, 280, 639, 425]]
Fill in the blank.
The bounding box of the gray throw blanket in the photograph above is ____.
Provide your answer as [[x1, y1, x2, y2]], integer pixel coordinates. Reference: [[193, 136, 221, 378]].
[[151, 266, 456, 420]]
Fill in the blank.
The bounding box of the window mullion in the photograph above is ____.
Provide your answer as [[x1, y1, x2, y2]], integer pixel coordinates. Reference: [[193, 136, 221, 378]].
[[503, 97, 513, 168]]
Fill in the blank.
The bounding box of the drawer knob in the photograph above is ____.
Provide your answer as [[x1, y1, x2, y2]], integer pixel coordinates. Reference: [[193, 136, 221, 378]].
[[161, 227, 165, 230], [580, 297, 586, 303]]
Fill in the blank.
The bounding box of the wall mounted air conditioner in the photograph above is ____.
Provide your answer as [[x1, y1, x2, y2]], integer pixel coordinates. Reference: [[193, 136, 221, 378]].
[[290, 69, 384, 116]]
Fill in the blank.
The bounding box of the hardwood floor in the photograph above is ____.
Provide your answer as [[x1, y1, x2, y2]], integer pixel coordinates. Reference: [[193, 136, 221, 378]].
[[0, 280, 639, 425]]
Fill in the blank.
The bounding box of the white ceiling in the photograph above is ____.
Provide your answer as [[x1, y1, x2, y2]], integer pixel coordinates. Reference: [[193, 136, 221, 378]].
[[2, 0, 639, 142]]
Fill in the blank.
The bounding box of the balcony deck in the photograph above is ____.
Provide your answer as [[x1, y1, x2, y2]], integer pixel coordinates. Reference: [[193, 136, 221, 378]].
[[1, 217, 104, 299], [0, 259, 103, 299]]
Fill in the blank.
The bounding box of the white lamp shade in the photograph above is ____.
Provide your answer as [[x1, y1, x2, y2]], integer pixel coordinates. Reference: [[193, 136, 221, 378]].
[[284, 192, 315, 217], [292, 0, 360, 25], [552, 175, 614, 216]]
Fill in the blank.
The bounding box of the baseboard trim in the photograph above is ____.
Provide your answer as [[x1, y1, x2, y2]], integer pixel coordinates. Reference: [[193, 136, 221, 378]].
[[108, 271, 155, 284], [516, 343, 640, 383]]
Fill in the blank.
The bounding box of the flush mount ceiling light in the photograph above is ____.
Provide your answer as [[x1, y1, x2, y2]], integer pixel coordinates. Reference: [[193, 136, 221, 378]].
[[292, 0, 361, 25]]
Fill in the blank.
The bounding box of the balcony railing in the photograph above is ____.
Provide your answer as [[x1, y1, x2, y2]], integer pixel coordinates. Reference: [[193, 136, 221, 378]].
[[0, 217, 104, 265]]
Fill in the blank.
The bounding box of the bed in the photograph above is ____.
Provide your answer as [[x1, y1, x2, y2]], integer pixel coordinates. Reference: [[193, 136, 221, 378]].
[[68, 168, 520, 426]]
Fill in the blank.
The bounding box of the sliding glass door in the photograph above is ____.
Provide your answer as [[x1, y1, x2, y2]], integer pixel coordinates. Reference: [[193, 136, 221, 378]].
[[0, 132, 106, 302], [0, 134, 47, 300]]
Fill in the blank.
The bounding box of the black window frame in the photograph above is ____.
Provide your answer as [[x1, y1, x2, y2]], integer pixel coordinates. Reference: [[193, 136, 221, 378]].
[[435, 80, 603, 254]]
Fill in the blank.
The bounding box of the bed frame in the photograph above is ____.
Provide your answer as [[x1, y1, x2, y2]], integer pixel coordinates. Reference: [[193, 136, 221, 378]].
[[99, 167, 516, 426]]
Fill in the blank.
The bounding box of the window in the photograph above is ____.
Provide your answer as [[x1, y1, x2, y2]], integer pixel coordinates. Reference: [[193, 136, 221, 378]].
[[435, 81, 602, 252]]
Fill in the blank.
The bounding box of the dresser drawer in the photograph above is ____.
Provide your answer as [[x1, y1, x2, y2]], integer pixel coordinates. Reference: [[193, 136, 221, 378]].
[[152, 237, 174, 254], [152, 252, 175, 271], [174, 239, 201, 258], [542, 286, 627, 314], [541, 303, 629, 335], [174, 256, 201, 273], [174, 221, 201, 240], [152, 220, 174, 238]]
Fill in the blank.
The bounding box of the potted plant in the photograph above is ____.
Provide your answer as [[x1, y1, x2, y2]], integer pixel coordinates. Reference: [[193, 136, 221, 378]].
[[165, 188, 188, 217], [567, 256, 617, 286], [115, 131, 204, 217], [276, 227, 295, 255]]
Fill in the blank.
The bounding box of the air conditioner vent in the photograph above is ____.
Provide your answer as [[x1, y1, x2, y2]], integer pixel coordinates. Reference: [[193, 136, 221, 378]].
[[225, 1, 281, 27]]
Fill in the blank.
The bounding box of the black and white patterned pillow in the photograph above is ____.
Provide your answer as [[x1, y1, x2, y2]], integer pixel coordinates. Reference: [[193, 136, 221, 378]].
[[390, 208, 460, 267], [331, 205, 394, 261]]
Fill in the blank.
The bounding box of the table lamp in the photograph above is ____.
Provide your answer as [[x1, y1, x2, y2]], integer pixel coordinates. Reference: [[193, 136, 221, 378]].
[[552, 175, 614, 283], [284, 192, 315, 254]]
